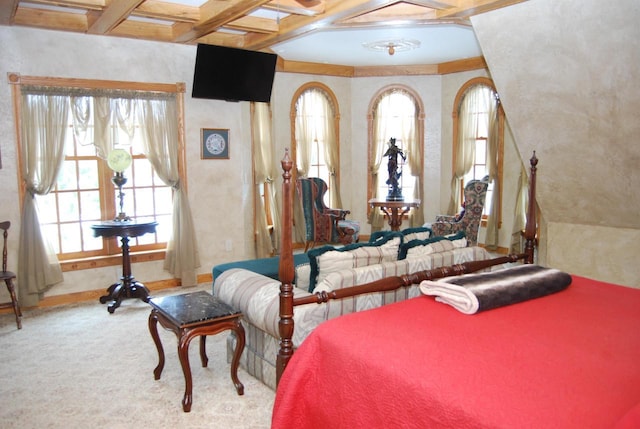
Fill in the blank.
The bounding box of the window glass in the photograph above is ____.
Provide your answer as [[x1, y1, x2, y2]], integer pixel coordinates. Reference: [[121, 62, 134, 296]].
[[373, 91, 417, 200], [295, 88, 334, 204], [35, 95, 174, 260], [455, 81, 503, 221], [461, 85, 496, 215]]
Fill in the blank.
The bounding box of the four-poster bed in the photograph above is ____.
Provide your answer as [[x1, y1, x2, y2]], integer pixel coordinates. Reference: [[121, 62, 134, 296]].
[[274, 151, 539, 382], [270, 152, 640, 428]]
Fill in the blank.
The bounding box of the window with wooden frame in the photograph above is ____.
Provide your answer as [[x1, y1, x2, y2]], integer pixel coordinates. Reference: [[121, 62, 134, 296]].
[[291, 83, 340, 206], [10, 74, 186, 270], [367, 86, 424, 219], [452, 78, 504, 225]]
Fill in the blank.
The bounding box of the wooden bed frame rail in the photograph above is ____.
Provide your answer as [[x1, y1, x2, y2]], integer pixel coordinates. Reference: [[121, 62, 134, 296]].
[[276, 150, 538, 385], [292, 254, 526, 307]]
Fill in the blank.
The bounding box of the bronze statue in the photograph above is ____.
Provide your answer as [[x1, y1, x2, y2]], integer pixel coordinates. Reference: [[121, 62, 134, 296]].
[[383, 137, 406, 201]]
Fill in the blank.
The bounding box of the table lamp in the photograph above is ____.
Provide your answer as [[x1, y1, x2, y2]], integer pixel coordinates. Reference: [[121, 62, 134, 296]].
[[107, 149, 133, 222]]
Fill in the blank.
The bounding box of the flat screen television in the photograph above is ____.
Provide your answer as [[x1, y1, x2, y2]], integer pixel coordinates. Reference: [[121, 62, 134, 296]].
[[191, 44, 278, 103]]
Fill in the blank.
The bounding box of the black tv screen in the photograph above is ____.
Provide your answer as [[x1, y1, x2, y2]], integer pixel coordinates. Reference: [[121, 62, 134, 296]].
[[192, 44, 278, 103]]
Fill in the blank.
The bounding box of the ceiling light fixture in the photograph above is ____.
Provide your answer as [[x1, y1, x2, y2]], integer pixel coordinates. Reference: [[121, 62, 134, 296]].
[[362, 38, 421, 56]]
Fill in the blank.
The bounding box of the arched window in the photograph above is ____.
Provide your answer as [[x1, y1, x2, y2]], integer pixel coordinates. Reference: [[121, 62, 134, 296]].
[[451, 77, 504, 247], [368, 86, 424, 229], [290, 83, 341, 243], [291, 83, 341, 207]]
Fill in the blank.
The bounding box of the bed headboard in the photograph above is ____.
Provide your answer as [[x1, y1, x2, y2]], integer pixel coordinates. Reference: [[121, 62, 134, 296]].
[[275, 150, 539, 385]]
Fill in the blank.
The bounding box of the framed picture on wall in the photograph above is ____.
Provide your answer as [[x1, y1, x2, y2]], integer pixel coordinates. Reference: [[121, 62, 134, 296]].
[[201, 128, 230, 159]]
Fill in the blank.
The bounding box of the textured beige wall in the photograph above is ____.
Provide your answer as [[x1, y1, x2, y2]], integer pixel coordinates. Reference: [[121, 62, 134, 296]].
[[547, 223, 640, 288], [472, 0, 640, 286], [4, 6, 587, 301], [3, 27, 518, 301], [0, 27, 255, 297]]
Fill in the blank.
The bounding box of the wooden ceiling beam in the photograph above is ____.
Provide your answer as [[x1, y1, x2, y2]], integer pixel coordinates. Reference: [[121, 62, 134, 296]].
[[262, 0, 325, 16], [0, 0, 19, 25], [403, 0, 458, 8], [13, 6, 88, 32], [226, 15, 279, 34], [25, 0, 104, 9], [87, 0, 143, 34], [437, 0, 528, 18], [4, 0, 515, 73], [133, 0, 200, 23], [173, 0, 272, 43], [335, 2, 439, 26], [244, 0, 394, 51], [194, 31, 247, 48], [109, 19, 175, 41]]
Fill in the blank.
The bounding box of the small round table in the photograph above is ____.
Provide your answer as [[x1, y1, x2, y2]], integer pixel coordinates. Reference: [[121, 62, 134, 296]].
[[91, 220, 158, 313], [369, 198, 421, 231]]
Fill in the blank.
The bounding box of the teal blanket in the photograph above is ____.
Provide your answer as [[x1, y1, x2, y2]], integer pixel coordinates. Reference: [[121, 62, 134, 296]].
[[212, 253, 309, 283]]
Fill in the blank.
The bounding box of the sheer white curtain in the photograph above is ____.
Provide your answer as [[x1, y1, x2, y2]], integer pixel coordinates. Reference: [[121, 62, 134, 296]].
[[400, 102, 423, 227], [71, 96, 136, 157], [294, 91, 314, 177], [484, 89, 500, 248], [70, 95, 92, 147], [73, 91, 200, 285], [368, 103, 389, 231], [17, 91, 66, 306], [293, 88, 342, 241], [293, 91, 314, 242], [448, 89, 480, 214], [319, 95, 342, 209], [137, 97, 200, 286], [16, 84, 196, 304], [252, 102, 280, 258], [510, 163, 529, 254]]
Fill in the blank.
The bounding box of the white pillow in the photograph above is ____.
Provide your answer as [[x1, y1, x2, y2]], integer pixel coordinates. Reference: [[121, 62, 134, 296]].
[[400, 231, 468, 259], [307, 235, 401, 292], [405, 239, 456, 258], [402, 227, 433, 242], [295, 263, 311, 291]]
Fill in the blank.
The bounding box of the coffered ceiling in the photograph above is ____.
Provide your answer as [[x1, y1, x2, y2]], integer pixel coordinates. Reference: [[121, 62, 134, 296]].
[[0, 1, 528, 68]]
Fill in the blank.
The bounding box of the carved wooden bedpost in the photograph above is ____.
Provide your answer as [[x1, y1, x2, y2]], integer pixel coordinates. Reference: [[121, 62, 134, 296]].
[[523, 151, 538, 264], [276, 149, 295, 386]]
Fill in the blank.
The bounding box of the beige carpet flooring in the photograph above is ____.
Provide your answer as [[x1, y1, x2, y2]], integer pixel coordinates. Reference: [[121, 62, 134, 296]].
[[0, 284, 275, 428]]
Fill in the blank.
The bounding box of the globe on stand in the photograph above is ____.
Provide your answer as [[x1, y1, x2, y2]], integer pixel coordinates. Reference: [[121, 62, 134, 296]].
[[107, 149, 133, 222]]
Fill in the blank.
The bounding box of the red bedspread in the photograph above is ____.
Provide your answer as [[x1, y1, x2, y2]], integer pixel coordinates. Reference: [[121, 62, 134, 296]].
[[271, 275, 640, 428]]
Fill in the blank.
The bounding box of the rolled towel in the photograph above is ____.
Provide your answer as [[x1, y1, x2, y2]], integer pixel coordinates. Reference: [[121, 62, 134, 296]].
[[419, 264, 572, 314]]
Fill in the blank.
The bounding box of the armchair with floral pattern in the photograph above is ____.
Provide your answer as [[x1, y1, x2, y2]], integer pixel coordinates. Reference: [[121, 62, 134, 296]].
[[431, 176, 489, 246], [296, 177, 359, 251]]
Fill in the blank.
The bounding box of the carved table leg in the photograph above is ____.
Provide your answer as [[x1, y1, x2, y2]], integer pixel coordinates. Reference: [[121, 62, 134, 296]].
[[100, 282, 123, 313], [148, 301, 245, 413], [176, 321, 245, 412], [148, 310, 165, 380], [99, 282, 119, 304], [127, 279, 150, 302], [200, 336, 208, 367], [178, 330, 197, 413], [229, 320, 245, 396]]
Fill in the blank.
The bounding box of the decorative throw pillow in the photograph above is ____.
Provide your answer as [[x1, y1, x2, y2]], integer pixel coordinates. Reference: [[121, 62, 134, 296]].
[[370, 227, 433, 245], [399, 231, 467, 260], [368, 230, 397, 243], [444, 232, 467, 249], [295, 263, 311, 291], [401, 226, 433, 242], [307, 232, 403, 292]]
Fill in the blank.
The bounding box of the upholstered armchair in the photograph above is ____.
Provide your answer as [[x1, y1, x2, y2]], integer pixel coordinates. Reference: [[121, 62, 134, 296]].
[[296, 177, 360, 251], [431, 176, 489, 246]]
